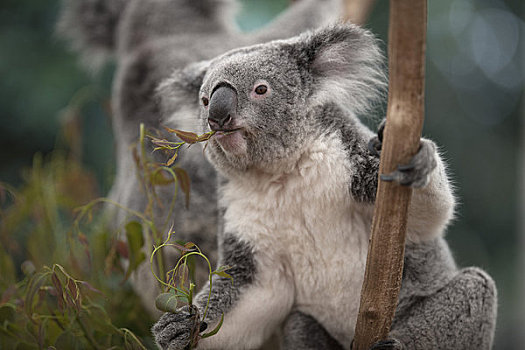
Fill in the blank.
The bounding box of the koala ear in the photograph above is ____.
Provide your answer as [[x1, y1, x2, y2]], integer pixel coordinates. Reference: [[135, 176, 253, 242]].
[[292, 24, 386, 115], [156, 60, 210, 130]]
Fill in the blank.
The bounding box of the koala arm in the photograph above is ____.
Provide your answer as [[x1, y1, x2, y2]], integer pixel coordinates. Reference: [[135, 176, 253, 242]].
[[153, 232, 294, 350], [348, 120, 455, 243]]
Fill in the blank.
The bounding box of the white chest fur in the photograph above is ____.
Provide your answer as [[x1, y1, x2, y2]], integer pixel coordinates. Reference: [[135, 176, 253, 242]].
[[221, 134, 374, 347]]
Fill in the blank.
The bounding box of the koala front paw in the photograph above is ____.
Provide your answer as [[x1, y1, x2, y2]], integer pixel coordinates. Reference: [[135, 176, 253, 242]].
[[367, 119, 386, 157], [367, 119, 437, 188], [152, 305, 207, 350], [369, 338, 405, 350], [379, 139, 437, 188]]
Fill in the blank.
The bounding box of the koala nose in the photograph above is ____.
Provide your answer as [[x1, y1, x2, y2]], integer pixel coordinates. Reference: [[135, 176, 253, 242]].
[[208, 85, 237, 130]]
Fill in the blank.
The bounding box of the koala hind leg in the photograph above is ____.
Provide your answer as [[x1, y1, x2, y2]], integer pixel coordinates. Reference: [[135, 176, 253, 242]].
[[282, 311, 344, 350], [390, 267, 497, 350]]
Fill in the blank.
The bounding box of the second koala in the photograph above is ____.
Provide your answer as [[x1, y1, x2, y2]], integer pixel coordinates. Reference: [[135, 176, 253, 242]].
[[153, 24, 497, 349]]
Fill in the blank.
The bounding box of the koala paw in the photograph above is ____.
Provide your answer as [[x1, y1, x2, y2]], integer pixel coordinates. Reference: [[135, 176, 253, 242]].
[[367, 119, 386, 157], [379, 139, 437, 188], [368, 120, 437, 188], [152, 305, 207, 350], [370, 338, 405, 350]]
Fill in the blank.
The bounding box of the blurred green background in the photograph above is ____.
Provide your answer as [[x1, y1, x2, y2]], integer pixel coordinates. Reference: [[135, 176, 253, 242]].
[[0, 0, 523, 348]]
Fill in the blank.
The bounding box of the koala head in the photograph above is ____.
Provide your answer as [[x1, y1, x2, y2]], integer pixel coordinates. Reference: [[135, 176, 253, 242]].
[[159, 24, 385, 176]]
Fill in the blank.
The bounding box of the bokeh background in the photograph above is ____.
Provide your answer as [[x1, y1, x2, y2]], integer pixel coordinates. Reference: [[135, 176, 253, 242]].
[[0, 0, 523, 348]]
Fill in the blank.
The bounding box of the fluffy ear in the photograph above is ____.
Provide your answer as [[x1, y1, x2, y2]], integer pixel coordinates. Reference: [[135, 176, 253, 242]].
[[291, 24, 386, 116], [156, 60, 210, 131]]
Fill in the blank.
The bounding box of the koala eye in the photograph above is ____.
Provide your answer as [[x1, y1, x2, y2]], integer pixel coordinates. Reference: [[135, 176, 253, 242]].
[[201, 96, 209, 107], [254, 84, 268, 95]]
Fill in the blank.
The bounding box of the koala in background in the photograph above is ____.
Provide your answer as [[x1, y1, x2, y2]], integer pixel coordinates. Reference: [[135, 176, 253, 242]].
[[57, 0, 344, 316], [152, 24, 497, 349]]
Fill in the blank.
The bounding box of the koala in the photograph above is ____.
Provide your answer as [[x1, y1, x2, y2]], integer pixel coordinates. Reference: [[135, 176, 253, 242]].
[[151, 24, 498, 349], [57, 0, 344, 316]]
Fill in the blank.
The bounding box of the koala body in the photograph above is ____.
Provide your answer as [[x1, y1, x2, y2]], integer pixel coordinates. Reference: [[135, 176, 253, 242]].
[[153, 24, 497, 349], [58, 0, 344, 316]]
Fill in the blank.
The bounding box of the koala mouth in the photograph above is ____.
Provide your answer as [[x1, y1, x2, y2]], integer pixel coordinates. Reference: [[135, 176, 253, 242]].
[[214, 128, 243, 137], [211, 128, 247, 155]]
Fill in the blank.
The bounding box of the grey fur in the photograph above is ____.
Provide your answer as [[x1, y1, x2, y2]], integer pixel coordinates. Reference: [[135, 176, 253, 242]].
[[386, 238, 496, 349], [58, 0, 346, 317], [369, 339, 404, 350], [282, 311, 344, 350], [194, 232, 257, 321], [57, 0, 128, 71], [152, 24, 497, 349], [316, 103, 380, 202], [153, 305, 200, 350]]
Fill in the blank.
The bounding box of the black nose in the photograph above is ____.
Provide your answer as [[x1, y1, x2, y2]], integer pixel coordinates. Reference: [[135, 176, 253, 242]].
[[208, 85, 237, 130]]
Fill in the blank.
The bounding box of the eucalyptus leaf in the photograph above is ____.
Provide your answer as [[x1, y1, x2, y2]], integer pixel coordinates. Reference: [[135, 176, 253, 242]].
[[0, 304, 15, 323], [155, 293, 179, 313], [213, 271, 232, 280], [124, 221, 146, 281], [164, 127, 199, 144], [201, 313, 224, 339], [55, 330, 82, 350], [173, 168, 191, 208]]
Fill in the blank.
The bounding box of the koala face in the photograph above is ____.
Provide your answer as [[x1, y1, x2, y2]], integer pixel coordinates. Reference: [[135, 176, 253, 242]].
[[160, 24, 386, 176], [199, 47, 313, 174]]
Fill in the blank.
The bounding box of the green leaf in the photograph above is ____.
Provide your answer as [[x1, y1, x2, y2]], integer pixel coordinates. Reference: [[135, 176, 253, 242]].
[[24, 272, 47, 316], [201, 313, 224, 339], [51, 272, 65, 312], [66, 279, 81, 312], [78, 281, 103, 295], [54, 330, 81, 350], [124, 221, 146, 281], [212, 271, 232, 280], [212, 265, 233, 285], [175, 264, 189, 289], [188, 282, 195, 306], [166, 152, 178, 167], [0, 304, 15, 323], [155, 293, 179, 313], [149, 168, 176, 186], [173, 168, 191, 208], [84, 304, 117, 335], [214, 265, 231, 273], [164, 127, 199, 144], [195, 131, 215, 142]]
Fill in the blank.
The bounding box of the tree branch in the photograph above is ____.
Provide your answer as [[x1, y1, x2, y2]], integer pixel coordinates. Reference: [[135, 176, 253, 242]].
[[343, 0, 376, 26], [352, 1, 427, 349]]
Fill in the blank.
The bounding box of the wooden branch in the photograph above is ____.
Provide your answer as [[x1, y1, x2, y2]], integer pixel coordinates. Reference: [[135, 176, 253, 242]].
[[343, 0, 376, 26], [352, 1, 427, 349]]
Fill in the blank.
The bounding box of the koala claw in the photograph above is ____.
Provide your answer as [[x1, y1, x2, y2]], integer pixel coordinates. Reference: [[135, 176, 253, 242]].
[[369, 338, 405, 350], [368, 119, 386, 157], [368, 137, 382, 156], [152, 306, 203, 350], [379, 139, 437, 188]]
